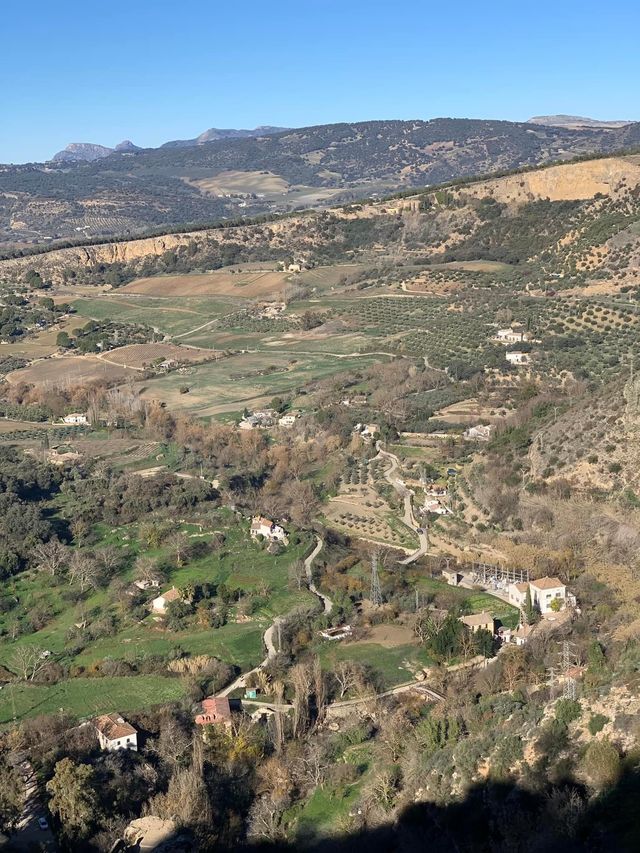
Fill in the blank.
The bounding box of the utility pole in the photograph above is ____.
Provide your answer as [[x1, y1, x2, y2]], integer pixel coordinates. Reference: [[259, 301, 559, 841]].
[[370, 553, 382, 607]]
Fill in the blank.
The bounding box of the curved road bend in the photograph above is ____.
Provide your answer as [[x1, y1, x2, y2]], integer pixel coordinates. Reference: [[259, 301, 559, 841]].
[[219, 536, 330, 696]]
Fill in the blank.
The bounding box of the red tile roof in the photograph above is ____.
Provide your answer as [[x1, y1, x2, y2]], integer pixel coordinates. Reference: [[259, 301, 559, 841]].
[[94, 713, 137, 740]]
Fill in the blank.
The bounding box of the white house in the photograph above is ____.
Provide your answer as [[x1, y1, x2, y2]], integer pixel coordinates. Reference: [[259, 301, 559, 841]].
[[530, 577, 566, 613], [94, 713, 138, 751], [151, 586, 182, 614], [511, 622, 533, 646], [250, 516, 288, 543], [495, 327, 530, 344], [464, 424, 493, 441], [508, 581, 530, 608], [278, 412, 299, 427], [506, 351, 531, 366], [62, 413, 89, 425]]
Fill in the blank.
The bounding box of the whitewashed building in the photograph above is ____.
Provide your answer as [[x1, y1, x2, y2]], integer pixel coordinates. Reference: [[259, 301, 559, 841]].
[[94, 713, 138, 751]]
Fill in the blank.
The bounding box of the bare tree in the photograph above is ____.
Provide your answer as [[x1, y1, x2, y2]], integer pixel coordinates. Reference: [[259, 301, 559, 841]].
[[31, 538, 67, 577], [288, 559, 307, 591], [168, 531, 191, 567], [94, 545, 123, 578], [10, 646, 49, 681], [67, 552, 100, 593], [296, 740, 329, 790], [290, 663, 312, 738], [333, 660, 361, 700]]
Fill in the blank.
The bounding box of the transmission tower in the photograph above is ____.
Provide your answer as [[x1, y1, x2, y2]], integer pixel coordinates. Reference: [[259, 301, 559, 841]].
[[370, 553, 382, 607], [548, 640, 579, 700]]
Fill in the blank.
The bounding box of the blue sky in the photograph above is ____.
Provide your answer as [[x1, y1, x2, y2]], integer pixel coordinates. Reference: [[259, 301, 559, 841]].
[[2, 0, 639, 163]]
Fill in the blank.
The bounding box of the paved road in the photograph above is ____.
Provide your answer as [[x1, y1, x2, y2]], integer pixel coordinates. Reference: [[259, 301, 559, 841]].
[[220, 536, 330, 697], [8, 755, 56, 851], [374, 443, 429, 564], [305, 536, 332, 614]]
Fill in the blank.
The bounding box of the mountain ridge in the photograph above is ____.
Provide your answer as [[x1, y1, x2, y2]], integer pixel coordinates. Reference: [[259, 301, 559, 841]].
[[5, 117, 640, 246]]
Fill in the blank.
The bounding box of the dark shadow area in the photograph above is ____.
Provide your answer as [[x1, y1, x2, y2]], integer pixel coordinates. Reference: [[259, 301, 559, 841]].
[[240, 768, 640, 853]]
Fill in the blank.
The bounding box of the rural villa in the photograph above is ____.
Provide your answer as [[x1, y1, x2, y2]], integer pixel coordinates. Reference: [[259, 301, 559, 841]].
[[94, 713, 138, 751], [250, 516, 288, 543], [508, 577, 567, 614]]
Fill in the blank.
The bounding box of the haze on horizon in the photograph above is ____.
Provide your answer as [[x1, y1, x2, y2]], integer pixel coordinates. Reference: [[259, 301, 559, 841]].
[[1, 0, 639, 164]]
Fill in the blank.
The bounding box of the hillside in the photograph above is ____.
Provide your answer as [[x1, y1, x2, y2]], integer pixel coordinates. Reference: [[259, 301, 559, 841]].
[[4, 117, 640, 245]]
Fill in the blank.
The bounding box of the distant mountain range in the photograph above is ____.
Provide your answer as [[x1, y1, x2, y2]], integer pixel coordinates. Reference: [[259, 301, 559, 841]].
[[52, 127, 290, 162], [527, 115, 632, 130], [3, 116, 640, 246]]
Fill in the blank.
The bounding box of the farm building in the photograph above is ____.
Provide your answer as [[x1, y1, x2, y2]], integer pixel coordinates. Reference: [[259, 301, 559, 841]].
[[459, 611, 495, 634], [250, 516, 288, 543], [94, 713, 138, 751], [151, 587, 182, 614], [464, 424, 493, 441], [195, 696, 232, 728], [278, 412, 300, 427], [495, 327, 530, 344], [62, 412, 89, 425], [442, 568, 462, 586], [506, 351, 531, 365]]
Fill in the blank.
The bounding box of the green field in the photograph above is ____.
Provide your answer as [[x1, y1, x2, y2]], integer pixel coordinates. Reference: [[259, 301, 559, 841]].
[[0, 513, 314, 674], [72, 295, 241, 338], [0, 676, 187, 724], [133, 351, 382, 416], [317, 641, 433, 690]]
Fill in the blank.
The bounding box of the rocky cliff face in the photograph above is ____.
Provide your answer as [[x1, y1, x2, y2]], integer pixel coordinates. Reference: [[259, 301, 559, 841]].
[[52, 143, 116, 162]]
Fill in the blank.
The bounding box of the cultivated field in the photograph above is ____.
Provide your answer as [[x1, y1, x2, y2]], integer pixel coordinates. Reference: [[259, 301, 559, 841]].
[[72, 295, 240, 337], [135, 351, 381, 416], [6, 355, 139, 386], [99, 342, 216, 368], [186, 169, 289, 197], [123, 269, 290, 298]]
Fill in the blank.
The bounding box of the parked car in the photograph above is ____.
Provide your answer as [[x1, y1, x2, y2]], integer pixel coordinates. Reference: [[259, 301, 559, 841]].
[[38, 817, 49, 831]]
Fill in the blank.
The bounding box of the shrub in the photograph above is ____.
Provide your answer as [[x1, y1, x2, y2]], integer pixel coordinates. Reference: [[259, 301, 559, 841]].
[[555, 698, 581, 727], [588, 713, 609, 736], [581, 738, 621, 788]]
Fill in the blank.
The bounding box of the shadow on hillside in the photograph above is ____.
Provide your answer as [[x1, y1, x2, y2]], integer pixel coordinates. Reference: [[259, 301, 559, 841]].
[[241, 767, 640, 853]]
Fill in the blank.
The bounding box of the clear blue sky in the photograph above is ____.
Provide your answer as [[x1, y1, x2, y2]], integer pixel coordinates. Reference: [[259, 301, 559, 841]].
[[2, 0, 639, 163]]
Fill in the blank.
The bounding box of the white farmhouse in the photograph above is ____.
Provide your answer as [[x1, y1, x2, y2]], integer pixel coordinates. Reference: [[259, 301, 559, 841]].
[[495, 328, 530, 344], [506, 351, 531, 366], [530, 577, 566, 613], [250, 516, 288, 543], [62, 413, 89, 425], [278, 413, 299, 427], [151, 586, 182, 614], [464, 424, 493, 441], [94, 713, 138, 751]]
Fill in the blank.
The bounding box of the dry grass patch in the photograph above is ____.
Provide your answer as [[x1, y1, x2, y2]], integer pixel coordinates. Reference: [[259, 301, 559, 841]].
[[123, 269, 289, 298], [6, 355, 139, 386]]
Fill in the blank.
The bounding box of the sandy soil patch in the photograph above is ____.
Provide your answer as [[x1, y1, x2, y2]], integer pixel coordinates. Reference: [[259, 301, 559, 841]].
[[353, 623, 415, 648], [434, 398, 509, 425]]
